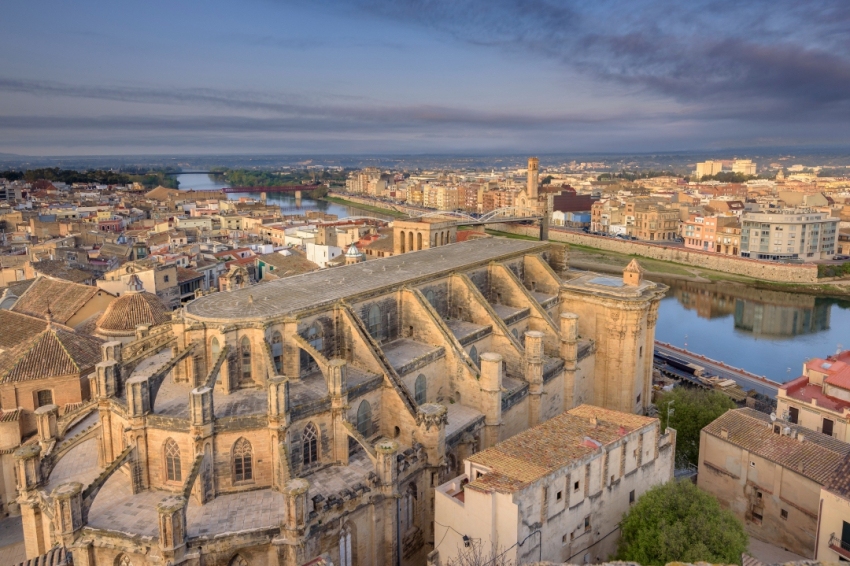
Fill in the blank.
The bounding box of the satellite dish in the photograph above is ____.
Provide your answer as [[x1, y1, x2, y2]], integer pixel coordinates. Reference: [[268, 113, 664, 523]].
[[770, 412, 777, 422]]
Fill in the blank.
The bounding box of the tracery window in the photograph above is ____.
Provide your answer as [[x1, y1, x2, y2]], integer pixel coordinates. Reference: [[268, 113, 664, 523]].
[[414, 374, 427, 405], [164, 438, 181, 482], [271, 331, 283, 373], [339, 524, 354, 566], [302, 423, 319, 466], [424, 289, 436, 308], [356, 400, 373, 437], [469, 345, 479, 367], [367, 305, 382, 340], [240, 336, 251, 381], [232, 438, 253, 482]]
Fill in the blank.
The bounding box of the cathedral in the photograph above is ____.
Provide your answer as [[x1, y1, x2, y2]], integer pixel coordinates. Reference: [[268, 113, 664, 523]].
[[14, 238, 665, 566]]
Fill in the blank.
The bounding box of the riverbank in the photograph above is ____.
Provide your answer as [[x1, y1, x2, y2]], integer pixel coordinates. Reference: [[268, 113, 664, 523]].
[[324, 194, 850, 297]]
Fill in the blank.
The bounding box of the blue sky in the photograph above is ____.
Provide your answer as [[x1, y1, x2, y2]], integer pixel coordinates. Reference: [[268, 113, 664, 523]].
[[2, 0, 850, 155]]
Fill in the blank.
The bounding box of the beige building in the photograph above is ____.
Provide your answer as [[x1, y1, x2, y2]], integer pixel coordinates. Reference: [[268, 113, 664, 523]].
[[815, 454, 850, 561], [14, 239, 665, 566], [777, 350, 850, 442], [97, 261, 180, 307], [698, 408, 850, 558], [11, 276, 116, 330], [393, 218, 457, 255], [733, 159, 757, 176], [629, 203, 679, 242], [695, 160, 723, 179], [434, 405, 674, 565]]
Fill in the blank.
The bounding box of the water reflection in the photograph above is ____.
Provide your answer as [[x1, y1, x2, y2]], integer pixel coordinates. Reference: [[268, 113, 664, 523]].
[[662, 278, 832, 338]]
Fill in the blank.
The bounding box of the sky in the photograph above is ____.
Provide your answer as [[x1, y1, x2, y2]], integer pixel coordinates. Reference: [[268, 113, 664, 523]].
[[2, 0, 850, 156]]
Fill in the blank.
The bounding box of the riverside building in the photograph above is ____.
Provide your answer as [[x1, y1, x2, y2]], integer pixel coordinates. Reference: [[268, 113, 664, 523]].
[[739, 209, 839, 261]]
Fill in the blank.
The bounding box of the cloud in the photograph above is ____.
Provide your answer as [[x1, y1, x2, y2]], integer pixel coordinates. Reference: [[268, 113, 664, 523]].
[[305, 0, 850, 121]]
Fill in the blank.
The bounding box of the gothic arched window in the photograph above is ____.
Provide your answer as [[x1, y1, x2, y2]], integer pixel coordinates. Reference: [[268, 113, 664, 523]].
[[339, 523, 354, 566], [367, 305, 382, 340], [469, 345, 479, 367], [511, 328, 519, 339], [414, 374, 426, 405], [424, 289, 436, 308], [211, 337, 220, 359], [232, 438, 253, 483], [271, 331, 283, 374], [240, 336, 251, 381], [164, 438, 181, 482], [356, 400, 372, 437], [302, 423, 319, 466]]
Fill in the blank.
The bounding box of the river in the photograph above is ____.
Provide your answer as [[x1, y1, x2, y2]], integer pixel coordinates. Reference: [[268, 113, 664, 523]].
[[177, 173, 849, 383], [176, 173, 395, 220]]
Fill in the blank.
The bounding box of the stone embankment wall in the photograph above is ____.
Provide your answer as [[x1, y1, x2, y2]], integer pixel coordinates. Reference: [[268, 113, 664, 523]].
[[488, 223, 819, 284]]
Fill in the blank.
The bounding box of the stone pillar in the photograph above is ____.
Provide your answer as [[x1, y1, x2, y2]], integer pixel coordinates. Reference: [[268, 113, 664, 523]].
[[375, 439, 399, 495], [15, 445, 42, 493], [190, 386, 214, 431], [94, 361, 118, 400], [125, 378, 151, 417], [20, 500, 46, 559], [69, 540, 94, 566], [268, 377, 290, 424], [328, 359, 350, 465], [51, 482, 83, 545], [560, 312, 579, 409], [415, 404, 447, 466], [157, 495, 187, 562], [525, 331, 545, 427], [102, 341, 123, 395], [282, 478, 309, 534], [479, 353, 503, 449], [34, 404, 58, 450]]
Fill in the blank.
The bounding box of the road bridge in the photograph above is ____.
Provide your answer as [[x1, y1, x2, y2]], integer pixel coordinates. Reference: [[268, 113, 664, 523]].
[[409, 207, 543, 226]]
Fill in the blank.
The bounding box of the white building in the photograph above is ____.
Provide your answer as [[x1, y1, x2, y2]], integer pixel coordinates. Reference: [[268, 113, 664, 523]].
[[740, 208, 840, 261], [305, 242, 342, 268], [732, 159, 757, 175], [434, 405, 675, 566], [695, 160, 723, 179]]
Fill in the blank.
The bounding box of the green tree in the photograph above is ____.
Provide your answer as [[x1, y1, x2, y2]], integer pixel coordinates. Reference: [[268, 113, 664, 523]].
[[616, 480, 748, 566], [657, 387, 735, 468]]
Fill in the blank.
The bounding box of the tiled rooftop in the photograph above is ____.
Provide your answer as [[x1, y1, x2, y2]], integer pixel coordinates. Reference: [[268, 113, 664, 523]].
[[466, 405, 656, 494], [783, 377, 850, 413], [703, 408, 850, 485], [11, 276, 102, 324], [185, 239, 546, 321]]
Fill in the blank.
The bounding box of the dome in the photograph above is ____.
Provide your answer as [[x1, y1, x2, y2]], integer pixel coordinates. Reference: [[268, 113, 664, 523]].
[[96, 291, 170, 335], [345, 244, 362, 258]]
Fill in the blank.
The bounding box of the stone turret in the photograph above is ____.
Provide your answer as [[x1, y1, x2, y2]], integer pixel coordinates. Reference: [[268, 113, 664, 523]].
[[34, 404, 58, 451], [52, 482, 83, 545], [157, 495, 187, 562], [375, 439, 399, 495], [415, 404, 447, 465], [623, 259, 644, 286]]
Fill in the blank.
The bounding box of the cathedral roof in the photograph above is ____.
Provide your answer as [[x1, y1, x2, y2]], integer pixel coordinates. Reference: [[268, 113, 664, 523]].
[[96, 291, 170, 333], [0, 322, 103, 382]]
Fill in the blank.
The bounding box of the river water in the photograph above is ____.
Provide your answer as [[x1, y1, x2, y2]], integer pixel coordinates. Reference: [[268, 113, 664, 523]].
[[177, 173, 849, 383]]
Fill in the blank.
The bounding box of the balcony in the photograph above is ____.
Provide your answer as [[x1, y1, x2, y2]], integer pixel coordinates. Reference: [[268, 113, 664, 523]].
[[829, 533, 850, 560]]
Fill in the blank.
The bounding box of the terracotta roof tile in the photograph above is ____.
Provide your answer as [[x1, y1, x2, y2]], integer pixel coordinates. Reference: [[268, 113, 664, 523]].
[[0, 310, 52, 350], [96, 291, 170, 332], [0, 325, 103, 382], [11, 276, 104, 324], [703, 408, 850, 485], [466, 404, 656, 493], [825, 454, 850, 499]]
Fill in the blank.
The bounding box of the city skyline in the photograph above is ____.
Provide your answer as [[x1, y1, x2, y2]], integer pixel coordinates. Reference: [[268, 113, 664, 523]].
[[3, 0, 850, 155]]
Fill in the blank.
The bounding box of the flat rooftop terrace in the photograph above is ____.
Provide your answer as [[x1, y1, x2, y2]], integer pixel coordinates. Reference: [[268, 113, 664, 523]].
[[186, 239, 546, 321]]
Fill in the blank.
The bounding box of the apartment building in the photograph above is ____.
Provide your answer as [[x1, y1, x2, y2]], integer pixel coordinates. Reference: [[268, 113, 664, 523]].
[[435, 405, 675, 565], [695, 160, 723, 179], [630, 203, 679, 241], [733, 159, 757, 175], [683, 215, 740, 254], [740, 209, 839, 260], [816, 455, 850, 562]]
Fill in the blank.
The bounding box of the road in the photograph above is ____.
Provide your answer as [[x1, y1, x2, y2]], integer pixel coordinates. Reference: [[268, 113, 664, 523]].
[[655, 342, 780, 398]]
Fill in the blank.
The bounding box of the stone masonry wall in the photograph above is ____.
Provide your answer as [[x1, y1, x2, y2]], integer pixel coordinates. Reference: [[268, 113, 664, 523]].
[[487, 223, 820, 283]]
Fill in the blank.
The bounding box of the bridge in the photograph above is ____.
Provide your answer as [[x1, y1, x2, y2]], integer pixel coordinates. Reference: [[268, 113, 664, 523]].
[[221, 185, 320, 194], [654, 341, 780, 399], [408, 207, 543, 226]]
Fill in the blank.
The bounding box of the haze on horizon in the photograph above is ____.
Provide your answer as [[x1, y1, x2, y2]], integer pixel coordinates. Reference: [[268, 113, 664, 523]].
[[2, 0, 850, 157]]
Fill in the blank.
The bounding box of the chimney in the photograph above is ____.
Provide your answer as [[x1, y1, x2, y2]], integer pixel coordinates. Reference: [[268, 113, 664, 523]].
[[720, 427, 729, 439]]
